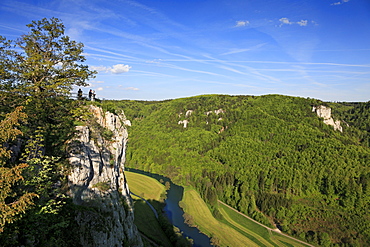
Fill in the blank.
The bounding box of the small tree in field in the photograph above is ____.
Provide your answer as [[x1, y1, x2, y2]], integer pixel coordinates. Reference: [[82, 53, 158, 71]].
[[0, 17, 96, 97]]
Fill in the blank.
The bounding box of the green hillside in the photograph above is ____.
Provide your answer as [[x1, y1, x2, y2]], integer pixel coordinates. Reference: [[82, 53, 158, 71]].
[[100, 94, 370, 246]]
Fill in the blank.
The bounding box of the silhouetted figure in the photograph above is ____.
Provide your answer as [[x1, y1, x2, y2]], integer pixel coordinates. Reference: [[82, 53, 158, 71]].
[[88, 89, 92, 101], [92, 90, 96, 101], [78, 88, 83, 100]]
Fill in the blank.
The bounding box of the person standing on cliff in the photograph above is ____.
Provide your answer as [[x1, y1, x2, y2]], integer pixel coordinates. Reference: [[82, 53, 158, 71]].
[[78, 88, 83, 100], [88, 89, 92, 101]]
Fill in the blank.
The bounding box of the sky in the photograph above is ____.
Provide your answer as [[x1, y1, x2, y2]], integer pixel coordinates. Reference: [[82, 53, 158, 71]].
[[0, 0, 369, 102]]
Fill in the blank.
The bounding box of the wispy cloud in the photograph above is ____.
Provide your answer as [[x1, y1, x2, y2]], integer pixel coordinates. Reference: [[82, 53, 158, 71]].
[[123, 87, 139, 91], [85, 46, 139, 60], [203, 55, 282, 83], [132, 70, 176, 78], [331, 0, 350, 5], [160, 62, 223, 77], [218, 65, 248, 75], [221, 43, 267, 56]]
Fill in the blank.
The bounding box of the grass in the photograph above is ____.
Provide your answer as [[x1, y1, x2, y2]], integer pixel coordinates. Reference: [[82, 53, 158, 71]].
[[218, 203, 310, 247], [125, 171, 166, 201], [132, 199, 172, 247], [218, 204, 278, 247], [181, 188, 261, 247], [125, 171, 172, 246], [181, 187, 312, 247]]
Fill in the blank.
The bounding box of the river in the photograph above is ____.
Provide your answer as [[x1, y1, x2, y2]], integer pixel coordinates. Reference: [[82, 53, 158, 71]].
[[127, 168, 212, 247]]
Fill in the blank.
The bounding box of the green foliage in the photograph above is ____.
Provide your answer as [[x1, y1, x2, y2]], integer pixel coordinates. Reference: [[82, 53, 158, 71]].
[[0, 198, 82, 247], [102, 128, 114, 140], [120, 94, 370, 246], [0, 106, 37, 232], [330, 101, 370, 147], [0, 18, 98, 245], [92, 181, 110, 192], [0, 17, 96, 96]]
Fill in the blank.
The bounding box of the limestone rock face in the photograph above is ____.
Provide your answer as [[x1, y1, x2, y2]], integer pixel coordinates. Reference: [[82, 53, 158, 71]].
[[312, 105, 343, 132], [178, 119, 189, 128], [68, 105, 142, 247]]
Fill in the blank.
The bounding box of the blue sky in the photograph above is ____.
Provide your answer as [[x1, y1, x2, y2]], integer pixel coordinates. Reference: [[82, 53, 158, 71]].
[[1, 0, 369, 102]]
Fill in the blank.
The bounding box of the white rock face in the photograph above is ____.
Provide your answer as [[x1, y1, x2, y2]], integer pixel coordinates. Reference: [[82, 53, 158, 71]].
[[205, 108, 225, 116], [185, 110, 193, 117], [214, 108, 225, 115], [68, 105, 142, 247], [178, 119, 189, 128], [312, 105, 343, 132]]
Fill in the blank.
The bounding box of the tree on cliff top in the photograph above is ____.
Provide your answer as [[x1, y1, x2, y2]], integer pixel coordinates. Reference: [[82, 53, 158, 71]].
[[0, 17, 96, 97], [0, 18, 97, 155]]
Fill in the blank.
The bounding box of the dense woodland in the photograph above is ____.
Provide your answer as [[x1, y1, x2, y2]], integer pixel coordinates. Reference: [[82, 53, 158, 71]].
[[100, 94, 370, 246]]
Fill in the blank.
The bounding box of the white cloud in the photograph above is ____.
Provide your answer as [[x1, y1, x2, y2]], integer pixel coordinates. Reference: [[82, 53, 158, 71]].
[[97, 87, 104, 91], [110, 64, 132, 74], [279, 18, 310, 27], [297, 20, 308, 26], [91, 64, 132, 74], [331, 0, 350, 5], [279, 18, 293, 25], [235, 20, 249, 27], [123, 87, 139, 91]]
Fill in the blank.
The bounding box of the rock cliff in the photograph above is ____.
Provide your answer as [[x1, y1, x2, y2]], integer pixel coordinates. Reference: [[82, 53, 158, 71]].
[[312, 105, 343, 132], [68, 105, 142, 247]]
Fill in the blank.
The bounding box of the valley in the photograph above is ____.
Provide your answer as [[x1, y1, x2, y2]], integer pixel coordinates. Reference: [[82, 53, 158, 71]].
[[100, 94, 370, 246], [127, 169, 314, 246]]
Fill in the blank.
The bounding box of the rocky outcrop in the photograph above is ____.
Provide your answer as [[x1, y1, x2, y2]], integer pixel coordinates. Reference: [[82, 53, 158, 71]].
[[178, 119, 189, 128], [205, 108, 225, 116], [68, 105, 142, 247], [312, 105, 343, 132]]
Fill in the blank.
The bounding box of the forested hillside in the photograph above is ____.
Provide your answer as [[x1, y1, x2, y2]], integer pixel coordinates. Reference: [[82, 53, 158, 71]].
[[101, 94, 370, 246]]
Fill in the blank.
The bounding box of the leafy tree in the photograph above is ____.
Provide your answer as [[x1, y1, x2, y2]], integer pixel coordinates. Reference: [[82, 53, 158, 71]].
[[0, 106, 37, 232], [0, 18, 96, 244], [0, 17, 96, 155], [0, 17, 96, 97]]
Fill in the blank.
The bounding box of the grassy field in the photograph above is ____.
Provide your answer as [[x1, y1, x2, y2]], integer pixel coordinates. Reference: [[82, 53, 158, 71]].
[[125, 171, 166, 201], [218, 203, 309, 247], [181, 188, 312, 247], [127, 171, 312, 247], [181, 188, 262, 246], [125, 171, 172, 247]]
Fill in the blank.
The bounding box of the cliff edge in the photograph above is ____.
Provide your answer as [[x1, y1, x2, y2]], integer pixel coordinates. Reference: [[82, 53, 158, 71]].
[[67, 105, 142, 247]]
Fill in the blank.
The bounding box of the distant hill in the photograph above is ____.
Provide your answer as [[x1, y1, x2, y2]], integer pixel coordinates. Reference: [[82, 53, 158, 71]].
[[100, 94, 370, 246]]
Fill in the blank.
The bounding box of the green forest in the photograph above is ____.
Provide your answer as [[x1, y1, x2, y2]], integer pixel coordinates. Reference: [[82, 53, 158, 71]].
[[100, 94, 370, 246]]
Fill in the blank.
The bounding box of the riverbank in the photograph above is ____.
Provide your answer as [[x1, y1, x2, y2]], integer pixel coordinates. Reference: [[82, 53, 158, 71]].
[[126, 169, 212, 246], [127, 169, 313, 247]]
